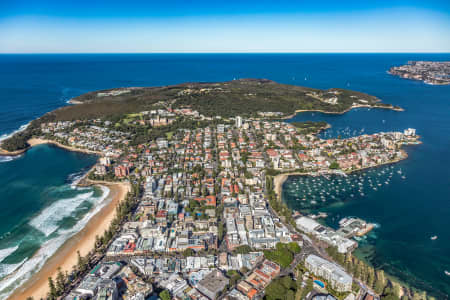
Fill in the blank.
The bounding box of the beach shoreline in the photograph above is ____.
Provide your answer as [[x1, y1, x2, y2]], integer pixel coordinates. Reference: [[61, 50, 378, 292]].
[[273, 173, 291, 201], [7, 181, 130, 300], [3, 138, 129, 300]]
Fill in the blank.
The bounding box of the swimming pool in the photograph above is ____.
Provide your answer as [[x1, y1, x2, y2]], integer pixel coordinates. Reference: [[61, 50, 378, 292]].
[[314, 279, 325, 288]]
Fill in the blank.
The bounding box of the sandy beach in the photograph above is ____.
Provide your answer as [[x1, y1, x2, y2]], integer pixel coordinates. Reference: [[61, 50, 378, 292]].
[[273, 174, 288, 201], [8, 181, 130, 300], [273, 172, 307, 201]]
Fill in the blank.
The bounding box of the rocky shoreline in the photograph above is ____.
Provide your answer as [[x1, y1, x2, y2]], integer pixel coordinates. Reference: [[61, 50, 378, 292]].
[[0, 138, 102, 157], [281, 103, 404, 120]]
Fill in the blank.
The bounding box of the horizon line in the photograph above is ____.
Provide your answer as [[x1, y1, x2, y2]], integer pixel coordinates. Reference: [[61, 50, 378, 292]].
[[1, 51, 449, 55]]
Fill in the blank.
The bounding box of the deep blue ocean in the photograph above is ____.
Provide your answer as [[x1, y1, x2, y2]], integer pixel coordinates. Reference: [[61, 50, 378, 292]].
[[0, 54, 449, 297]]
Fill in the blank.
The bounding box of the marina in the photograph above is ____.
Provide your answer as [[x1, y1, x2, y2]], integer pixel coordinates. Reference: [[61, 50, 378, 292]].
[[282, 163, 403, 211]]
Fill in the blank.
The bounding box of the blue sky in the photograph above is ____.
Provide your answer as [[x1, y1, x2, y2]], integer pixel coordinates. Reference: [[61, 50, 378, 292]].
[[0, 0, 449, 53]]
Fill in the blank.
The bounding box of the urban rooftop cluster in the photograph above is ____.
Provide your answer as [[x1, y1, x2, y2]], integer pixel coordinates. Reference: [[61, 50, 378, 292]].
[[34, 108, 421, 300], [389, 61, 450, 85]]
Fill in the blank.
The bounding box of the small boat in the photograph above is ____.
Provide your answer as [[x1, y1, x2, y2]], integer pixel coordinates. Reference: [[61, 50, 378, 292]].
[[445, 270, 450, 276], [431, 236, 438, 240]]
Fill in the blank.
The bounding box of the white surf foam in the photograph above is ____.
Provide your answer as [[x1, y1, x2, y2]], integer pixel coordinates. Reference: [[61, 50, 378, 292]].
[[0, 123, 30, 164], [0, 258, 27, 279], [0, 247, 19, 264], [67, 171, 87, 189], [0, 123, 30, 143], [0, 185, 111, 299], [29, 190, 95, 237], [0, 156, 21, 163], [57, 185, 110, 237]]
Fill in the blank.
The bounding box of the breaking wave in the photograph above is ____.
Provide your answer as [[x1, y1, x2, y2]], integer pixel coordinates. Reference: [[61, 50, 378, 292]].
[[0, 259, 27, 279], [0, 185, 110, 299], [0, 123, 29, 164], [0, 123, 30, 143], [0, 247, 18, 264], [67, 170, 89, 188], [29, 191, 95, 236], [0, 156, 21, 163]]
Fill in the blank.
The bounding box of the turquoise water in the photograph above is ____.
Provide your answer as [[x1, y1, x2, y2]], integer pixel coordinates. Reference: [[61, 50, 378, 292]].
[[0, 53, 448, 297], [0, 145, 105, 298]]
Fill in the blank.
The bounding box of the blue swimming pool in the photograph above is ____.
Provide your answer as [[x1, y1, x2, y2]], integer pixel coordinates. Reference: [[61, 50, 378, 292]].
[[314, 279, 325, 288]]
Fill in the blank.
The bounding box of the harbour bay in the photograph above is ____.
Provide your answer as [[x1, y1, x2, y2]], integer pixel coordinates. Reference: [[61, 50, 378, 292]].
[[283, 106, 450, 296]]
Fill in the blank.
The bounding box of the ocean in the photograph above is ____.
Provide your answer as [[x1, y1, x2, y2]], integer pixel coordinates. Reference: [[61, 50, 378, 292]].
[[0, 53, 449, 297], [0, 144, 106, 298]]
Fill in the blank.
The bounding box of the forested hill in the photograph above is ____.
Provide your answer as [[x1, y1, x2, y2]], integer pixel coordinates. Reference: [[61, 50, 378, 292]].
[[63, 78, 398, 120]]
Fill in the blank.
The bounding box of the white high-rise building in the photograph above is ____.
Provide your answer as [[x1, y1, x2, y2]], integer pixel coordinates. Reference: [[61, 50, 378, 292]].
[[305, 255, 352, 292], [217, 124, 225, 133], [235, 116, 242, 128], [403, 128, 416, 136]]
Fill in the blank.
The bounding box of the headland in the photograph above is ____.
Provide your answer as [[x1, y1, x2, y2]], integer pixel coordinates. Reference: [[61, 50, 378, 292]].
[[0, 79, 402, 156], [388, 61, 450, 85]]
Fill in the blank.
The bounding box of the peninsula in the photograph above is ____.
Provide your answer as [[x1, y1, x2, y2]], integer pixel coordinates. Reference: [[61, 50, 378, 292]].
[[388, 61, 450, 85], [0, 79, 401, 154], [0, 79, 429, 300]]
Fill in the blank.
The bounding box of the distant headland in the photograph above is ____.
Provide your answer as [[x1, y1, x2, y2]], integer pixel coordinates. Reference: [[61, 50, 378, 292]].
[[389, 61, 450, 85]]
